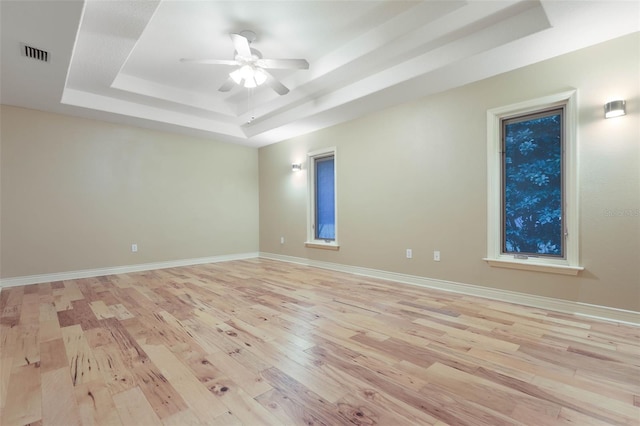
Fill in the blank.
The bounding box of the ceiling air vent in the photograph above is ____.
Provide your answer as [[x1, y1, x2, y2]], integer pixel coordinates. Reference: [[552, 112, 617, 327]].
[[21, 43, 49, 62]]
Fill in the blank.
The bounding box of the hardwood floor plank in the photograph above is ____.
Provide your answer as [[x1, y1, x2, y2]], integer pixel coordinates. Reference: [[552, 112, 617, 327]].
[[175, 349, 225, 388], [88, 300, 115, 320], [209, 410, 243, 426], [467, 346, 575, 378], [212, 379, 283, 426], [61, 281, 86, 302], [0, 286, 24, 315], [312, 328, 403, 365], [108, 303, 134, 321], [38, 317, 62, 344], [61, 324, 103, 385], [307, 343, 442, 424], [256, 387, 331, 426], [424, 362, 561, 419], [12, 324, 40, 368], [519, 343, 638, 385], [154, 310, 207, 351], [554, 407, 618, 425], [261, 366, 351, 425], [529, 373, 640, 424], [112, 386, 161, 425], [41, 367, 81, 426], [183, 317, 271, 374], [19, 293, 41, 326], [161, 409, 209, 426], [57, 300, 101, 330], [0, 259, 638, 425], [0, 323, 19, 411], [39, 338, 68, 373], [1, 363, 42, 426], [92, 343, 138, 394], [205, 350, 272, 398], [308, 342, 481, 424], [50, 281, 65, 290], [53, 294, 73, 312], [335, 391, 442, 426], [130, 356, 188, 420], [142, 343, 229, 421], [74, 380, 123, 426], [238, 336, 350, 404], [351, 353, 430, 392], [37, 283, 53, 297]]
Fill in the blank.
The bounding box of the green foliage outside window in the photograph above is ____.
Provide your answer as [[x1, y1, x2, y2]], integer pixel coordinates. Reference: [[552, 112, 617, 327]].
[[503, 110, 563, 256]]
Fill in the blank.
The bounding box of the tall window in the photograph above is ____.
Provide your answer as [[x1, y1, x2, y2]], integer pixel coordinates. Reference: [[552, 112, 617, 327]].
[[315, 156, 335, 240], [307, 147, 338, 249], [502, 108, 563, 257], [486, 91, 582, 275]]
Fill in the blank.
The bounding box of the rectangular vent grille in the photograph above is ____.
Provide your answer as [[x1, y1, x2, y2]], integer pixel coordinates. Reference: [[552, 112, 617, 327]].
[[21, 43, 49, 62]]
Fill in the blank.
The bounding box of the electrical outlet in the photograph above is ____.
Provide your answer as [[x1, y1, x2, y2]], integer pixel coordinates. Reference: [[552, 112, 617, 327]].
[[406, 249, 412, 259], [433, 250, 440, 261], [280, 236, 285, 244], [131, 244, 138, 253]]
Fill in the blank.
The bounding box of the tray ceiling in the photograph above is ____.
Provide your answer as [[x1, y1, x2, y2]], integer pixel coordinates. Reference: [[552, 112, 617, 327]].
[[1, 1, 639, 147]]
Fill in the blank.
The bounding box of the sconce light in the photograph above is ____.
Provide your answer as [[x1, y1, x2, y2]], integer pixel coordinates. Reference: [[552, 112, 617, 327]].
[[291, 163, 302, 172], [604, 100, 626, 119]]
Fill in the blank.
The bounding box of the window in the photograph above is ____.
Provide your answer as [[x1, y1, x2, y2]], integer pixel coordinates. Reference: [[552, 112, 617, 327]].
[[315, 156, 335, 240], [306, 147, 338, 250], [503, 108, 564, 257], [485, 91, 582, 275]]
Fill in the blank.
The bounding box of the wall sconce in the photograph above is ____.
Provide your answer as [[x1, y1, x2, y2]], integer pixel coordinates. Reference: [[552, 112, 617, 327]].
[[291, 163, 302, 172], [604, 100, 626, 119]]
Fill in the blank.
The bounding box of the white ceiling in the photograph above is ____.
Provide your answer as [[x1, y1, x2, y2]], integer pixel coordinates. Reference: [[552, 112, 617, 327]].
[[1, 1, 639, 148]]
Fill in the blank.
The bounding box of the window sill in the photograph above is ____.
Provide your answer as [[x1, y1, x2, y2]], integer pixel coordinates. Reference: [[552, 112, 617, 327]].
[[305, 242, 340, 251], [483, 258, 583, 276]]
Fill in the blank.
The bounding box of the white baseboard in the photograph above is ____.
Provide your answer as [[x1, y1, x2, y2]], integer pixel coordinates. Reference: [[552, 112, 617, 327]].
[[259, 252, 640, 326], [3, 251, 637, 326], [0, 252, 260, 289]]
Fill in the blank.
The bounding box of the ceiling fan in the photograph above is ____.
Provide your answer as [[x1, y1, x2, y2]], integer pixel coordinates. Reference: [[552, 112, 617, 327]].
[[180, 30, 309, 95]]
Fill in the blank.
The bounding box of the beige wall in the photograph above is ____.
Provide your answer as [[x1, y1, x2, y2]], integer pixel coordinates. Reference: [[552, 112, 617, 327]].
[[1, 34, 637, 312], [1, 106, 259, 278], [259, 33, 640, 312]]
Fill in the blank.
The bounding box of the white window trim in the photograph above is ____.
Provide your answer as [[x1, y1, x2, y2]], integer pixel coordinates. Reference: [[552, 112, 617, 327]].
[[305, 147, 339, 250], [484, 90, 583, 275]]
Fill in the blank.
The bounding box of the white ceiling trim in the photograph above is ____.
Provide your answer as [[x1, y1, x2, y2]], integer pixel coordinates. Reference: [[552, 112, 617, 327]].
[[1, 0, 638, 147]]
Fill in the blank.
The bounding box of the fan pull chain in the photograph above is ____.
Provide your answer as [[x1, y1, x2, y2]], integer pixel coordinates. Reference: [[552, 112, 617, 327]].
[[247, 87, 255, 124]]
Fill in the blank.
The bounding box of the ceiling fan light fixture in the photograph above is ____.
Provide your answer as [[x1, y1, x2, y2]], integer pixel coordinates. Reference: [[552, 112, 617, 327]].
[[229, 68, 243, 85], [183, 31, 306, 95], [244, 77, 258, 88], [239, 65, 255, 80], [254, 68, 267, 86], [229, 65, 267, 88]]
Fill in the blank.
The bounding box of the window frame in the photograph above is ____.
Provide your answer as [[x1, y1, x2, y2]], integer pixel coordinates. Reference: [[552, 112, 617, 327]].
[[501, 106, 565, 259], [306, 147, 339, 250], [485, 90, 583, 275]]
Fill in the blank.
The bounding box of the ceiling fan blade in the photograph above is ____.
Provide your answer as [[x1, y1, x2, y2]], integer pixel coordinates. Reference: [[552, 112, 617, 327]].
[[263, 71, 289, 95], [256, 58, 309, 70], [180, 58, 238, 66], [230, 33, 252, 57], [218, 77, 235, 92]]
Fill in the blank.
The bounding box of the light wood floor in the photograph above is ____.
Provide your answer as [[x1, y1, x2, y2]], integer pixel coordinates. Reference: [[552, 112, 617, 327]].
[[1, 259, 639, 425]]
